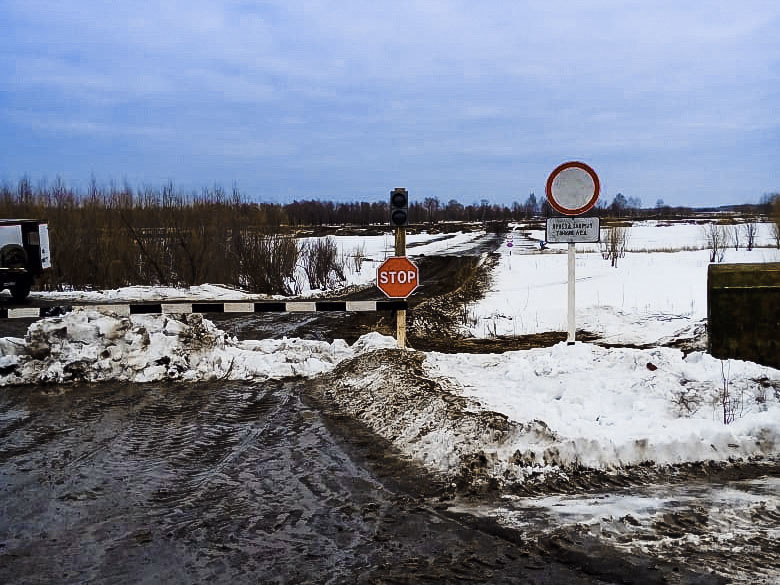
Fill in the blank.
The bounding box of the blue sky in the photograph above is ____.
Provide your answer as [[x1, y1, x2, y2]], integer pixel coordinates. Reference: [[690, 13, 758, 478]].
[[2, 1, 779, 207]]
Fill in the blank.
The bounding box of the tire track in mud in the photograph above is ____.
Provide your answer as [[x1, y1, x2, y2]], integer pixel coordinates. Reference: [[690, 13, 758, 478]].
[[0, 380, 385, 583], [2, 378, 659, 585]]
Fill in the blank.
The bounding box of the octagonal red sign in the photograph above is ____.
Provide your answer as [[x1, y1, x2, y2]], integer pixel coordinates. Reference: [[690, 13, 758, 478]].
[[377, 256, 419, 298]]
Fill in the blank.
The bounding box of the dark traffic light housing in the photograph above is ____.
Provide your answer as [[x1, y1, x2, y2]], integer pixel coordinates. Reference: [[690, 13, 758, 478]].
[[390, 187, 409, 227]]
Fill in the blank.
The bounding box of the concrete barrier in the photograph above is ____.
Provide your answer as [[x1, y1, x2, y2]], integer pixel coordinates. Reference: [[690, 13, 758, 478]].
[[708, 262, 780, 368]]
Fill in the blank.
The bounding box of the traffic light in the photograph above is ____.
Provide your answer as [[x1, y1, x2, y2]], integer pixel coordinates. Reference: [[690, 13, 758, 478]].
[[390, 187, 409, 227]]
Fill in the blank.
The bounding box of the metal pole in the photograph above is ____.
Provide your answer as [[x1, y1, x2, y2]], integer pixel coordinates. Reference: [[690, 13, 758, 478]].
[[395, 226, 407, 348], [567, 242, 576, 344]]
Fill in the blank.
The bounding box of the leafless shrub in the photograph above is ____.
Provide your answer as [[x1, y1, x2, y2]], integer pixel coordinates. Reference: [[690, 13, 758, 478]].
[[717, 360, 744, 425], [671, 384, 703, 417], [238, 232, 300, 295], [600, 226, 629, 267], [349, 243, 367, 272], [704, 223, 729, 263], [731, 224, 741, 250], [770, 195, 780, 248], [742, 223, 757, 251], [301, 237, 345, 290]]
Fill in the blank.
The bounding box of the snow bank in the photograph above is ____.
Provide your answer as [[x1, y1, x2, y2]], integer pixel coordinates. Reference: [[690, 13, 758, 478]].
[[0, 308, 397, 385], [1, 308, 777, 490], [319, 344, 779, 490], [426, 344, 780, 470]]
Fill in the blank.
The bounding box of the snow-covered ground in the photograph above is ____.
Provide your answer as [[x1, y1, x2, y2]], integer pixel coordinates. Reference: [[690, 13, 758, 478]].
[[2, 220, 779, 485], [31, 230, 486, 302], [28, 221, 778, 349], [472, 221, 780, 343], [425, 344, 779, 470]]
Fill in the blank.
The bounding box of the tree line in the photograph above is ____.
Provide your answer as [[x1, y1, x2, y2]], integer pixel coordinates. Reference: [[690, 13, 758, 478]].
[[1, 177, 777, 293]]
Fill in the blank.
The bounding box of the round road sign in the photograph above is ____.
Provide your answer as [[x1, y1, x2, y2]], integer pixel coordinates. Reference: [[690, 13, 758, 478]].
[[545, 161, 600, 216], [377, 256, 419, 298]]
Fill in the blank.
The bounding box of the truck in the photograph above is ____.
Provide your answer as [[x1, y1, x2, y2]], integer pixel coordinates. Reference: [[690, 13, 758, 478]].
[[0, 219, 52, 302]]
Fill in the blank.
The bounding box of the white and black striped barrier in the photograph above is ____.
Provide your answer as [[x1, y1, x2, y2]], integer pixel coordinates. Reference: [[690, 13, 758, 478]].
[[0, 300, 408, 320]]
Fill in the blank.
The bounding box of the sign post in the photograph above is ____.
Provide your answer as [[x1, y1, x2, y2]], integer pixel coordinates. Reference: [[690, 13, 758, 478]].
[[377, 255, 419, 348], [387, 187, 411, 348], [545, 161, 600, 345]]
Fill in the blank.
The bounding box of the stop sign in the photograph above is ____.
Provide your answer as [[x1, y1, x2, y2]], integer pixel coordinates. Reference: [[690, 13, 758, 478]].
[[377, 256, 419, 298]]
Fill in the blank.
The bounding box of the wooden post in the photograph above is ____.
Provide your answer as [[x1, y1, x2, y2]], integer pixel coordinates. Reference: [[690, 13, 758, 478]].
[[395, 226, 407, 348]]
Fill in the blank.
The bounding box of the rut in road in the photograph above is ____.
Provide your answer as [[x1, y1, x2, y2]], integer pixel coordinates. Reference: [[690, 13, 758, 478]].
[[1, 379, 618, 584], [1, 381, 384, 582]]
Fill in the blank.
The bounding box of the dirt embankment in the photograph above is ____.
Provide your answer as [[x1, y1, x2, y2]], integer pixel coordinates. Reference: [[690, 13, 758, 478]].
[[310, 349, 765, 584], [313, 348, 780, 497]]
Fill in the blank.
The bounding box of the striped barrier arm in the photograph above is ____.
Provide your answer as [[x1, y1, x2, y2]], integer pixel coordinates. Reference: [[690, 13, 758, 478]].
[[0, 300, 408, 319]]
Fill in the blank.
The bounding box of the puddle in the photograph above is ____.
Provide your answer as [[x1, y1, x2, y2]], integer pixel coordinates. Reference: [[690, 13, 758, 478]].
[[451, 477, 780, 584]]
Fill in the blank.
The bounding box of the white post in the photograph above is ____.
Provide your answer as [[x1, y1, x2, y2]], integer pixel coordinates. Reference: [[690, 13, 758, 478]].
[[567, 242, 576, 344]]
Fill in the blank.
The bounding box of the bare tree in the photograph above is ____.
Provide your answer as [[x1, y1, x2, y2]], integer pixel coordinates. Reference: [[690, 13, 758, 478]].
[[772, 195, 780, 248], [704, 223, 729, 263], [743, 223, 757, 251], [732, 224, 741, 250], [301, 237, 345, 290], [600, 225, 630, 268], [423, 197, 440, 225]]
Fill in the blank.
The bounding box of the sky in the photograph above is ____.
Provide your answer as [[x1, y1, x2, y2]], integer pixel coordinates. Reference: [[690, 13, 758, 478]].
[[1, 1, 779, 208]]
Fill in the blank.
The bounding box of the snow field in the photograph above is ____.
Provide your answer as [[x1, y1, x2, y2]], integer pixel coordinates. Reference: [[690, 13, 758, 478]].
[[30, 230, 485, 301], [424, 343, 780, 470], [474, 221, 780, 343]]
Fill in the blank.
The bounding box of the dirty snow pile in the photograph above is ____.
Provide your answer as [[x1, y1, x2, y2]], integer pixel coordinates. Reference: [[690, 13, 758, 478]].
[[425, 344, 780, 469], [326, 343, 779, 487], [0, 308, 396, 385]]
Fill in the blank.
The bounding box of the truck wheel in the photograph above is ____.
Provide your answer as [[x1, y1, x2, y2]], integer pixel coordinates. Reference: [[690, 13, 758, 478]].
[[10, 279, 31, 303], [1, 244, 28, 269]]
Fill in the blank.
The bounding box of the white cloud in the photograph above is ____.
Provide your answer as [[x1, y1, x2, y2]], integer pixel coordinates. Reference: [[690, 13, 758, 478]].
[[2, 0, 779, 205]]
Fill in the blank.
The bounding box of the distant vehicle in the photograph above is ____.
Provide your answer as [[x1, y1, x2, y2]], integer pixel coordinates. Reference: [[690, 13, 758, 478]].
[[0, 219, 51, 302]]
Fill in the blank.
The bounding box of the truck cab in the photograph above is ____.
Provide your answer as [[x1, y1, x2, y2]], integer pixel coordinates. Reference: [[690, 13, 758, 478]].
[[0, 219, 52, 302]]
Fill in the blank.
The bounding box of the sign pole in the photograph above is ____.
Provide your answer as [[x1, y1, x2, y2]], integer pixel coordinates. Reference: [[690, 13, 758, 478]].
[[567, 242, 575, 344], [544, 161, 601, 347], [395, 226, 407, 348]]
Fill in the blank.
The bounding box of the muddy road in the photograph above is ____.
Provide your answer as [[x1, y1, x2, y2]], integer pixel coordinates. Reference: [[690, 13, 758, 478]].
[[2, 379, 628, 585], [3, 377, 771, 584]]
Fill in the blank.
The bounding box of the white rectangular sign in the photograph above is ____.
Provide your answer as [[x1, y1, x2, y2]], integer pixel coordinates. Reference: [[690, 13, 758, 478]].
[[39, 224, 51, 269], [546, 217, 600, 243]]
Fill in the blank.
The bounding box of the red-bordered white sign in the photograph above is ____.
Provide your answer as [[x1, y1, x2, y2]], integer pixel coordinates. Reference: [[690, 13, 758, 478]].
[[545, 161, 600, 216]]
